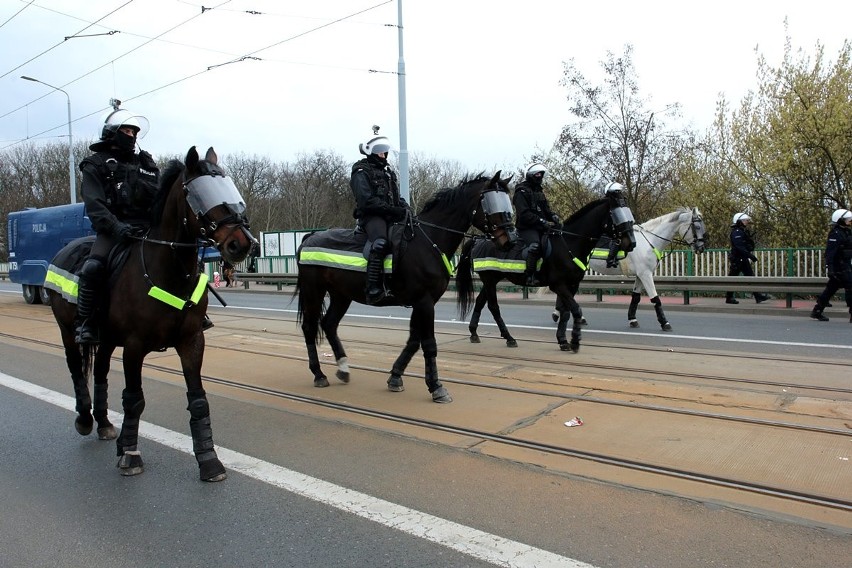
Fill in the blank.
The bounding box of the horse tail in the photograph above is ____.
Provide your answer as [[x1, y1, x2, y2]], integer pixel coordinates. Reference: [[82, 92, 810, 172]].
[[80, 343, 95, 381], [455, 238, 476, 319]]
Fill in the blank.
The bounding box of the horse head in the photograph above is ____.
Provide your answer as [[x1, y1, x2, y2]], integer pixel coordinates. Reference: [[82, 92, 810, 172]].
[[181, 146, 257, 264], [472, 171, 518, 251], [688, 207, 707, 253]]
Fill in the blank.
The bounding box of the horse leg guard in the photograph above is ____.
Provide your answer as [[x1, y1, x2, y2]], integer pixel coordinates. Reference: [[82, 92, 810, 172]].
[[627, 292, 641, 328], [422, 339, 452, 403], [116, 389, 145, 476], [93, 383, 117, 440], [651, 296, 672, 331], [388, 338, 420, 392], [335, 356, 350, 384], [187, 389, 226, 482], [71, 372, 93, 436]]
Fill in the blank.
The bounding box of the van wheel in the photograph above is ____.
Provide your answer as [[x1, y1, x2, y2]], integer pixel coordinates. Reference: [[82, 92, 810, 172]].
[[38, 286, 51, 306], [22, 285, 41, 304]]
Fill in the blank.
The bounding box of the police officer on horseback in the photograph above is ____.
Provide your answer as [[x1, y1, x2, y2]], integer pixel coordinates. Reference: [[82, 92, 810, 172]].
[[514, 163, 560, 286], [811, 208, 852, 322], [350, 128, 410, 304], [75, 106, 160, 344]]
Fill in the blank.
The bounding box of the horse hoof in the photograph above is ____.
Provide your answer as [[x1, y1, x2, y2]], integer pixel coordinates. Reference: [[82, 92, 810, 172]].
[[200, 458, 227, 482], [469, 335, 480, 344], [117, 451, 144, 476], [431, 386, 453, 403], [551, 311, 559, 323], [75, 414, 93, 436], [559, 342, 571, 351], [506, 339, 518, 348], [629, 320, 639, 328], [97, 425, 118, 440], [314, 377, 330, 388], [336, 369, 350, 383], [387, 375, 405, 392], [662, 323, 673, 332], [570, 342, 580, 353]]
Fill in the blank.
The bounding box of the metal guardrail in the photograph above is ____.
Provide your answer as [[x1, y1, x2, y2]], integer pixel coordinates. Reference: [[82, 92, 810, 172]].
[[233, 273, 826, 308]]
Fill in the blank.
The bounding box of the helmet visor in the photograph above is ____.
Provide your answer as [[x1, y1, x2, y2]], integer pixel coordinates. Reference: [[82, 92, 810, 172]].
[[185, 174, 247, 218], [104, 109, 149, 138]]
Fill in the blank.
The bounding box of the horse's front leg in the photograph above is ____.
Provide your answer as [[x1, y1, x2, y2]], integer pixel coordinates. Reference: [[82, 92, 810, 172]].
[[414, 299, 451, 403], [639, 273, 671, 331], [177, 332, 227, 482], [115, 346, 146, 476], [321, 295, 352, 383], [92, 343, 117, 440]]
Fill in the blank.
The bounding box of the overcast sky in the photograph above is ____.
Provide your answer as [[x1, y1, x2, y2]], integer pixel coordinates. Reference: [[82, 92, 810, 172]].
[[1, 0, 849, 175]]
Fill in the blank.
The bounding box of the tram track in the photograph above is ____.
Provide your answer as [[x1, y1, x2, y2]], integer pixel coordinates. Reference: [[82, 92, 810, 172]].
[[2, 327, 851, 516], [2, 302, 850, 525]]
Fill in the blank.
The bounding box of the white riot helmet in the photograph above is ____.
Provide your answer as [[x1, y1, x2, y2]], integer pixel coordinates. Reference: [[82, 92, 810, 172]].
[[732, 212, 752, 225], [525, 163, 546, 183], [605, 182, 625, 194], [100, 109, 149, 141], [359, 136, 393, 156], [831, 208, 852, 224]]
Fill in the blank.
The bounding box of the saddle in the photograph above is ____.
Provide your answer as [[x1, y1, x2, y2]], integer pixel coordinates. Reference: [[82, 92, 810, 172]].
[[298, 224, 409, 277], [471, 237, 551, 274], [43, 236, 133, 305]]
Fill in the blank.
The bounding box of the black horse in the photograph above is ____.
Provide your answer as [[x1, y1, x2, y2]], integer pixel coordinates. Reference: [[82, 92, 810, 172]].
[[456, 194, 636, 351], [295, 172, 517, 403], [46, 147, 256, 481]]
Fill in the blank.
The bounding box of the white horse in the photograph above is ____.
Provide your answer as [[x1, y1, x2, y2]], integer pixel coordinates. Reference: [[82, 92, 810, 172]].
[[554, 207, 707, 331]]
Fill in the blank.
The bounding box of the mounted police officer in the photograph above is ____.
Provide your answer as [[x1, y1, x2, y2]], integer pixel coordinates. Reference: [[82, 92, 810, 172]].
[[810, 208, 852, 322], [725, 212, 769, 304], [600, 182, 635, 267], [75, 106, 161, 344], [513, 163, 560, 286], [350, 128, 409, 304]]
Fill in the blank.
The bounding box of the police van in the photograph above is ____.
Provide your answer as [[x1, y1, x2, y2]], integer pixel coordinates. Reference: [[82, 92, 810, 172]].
[[7, 203, 92, 305]]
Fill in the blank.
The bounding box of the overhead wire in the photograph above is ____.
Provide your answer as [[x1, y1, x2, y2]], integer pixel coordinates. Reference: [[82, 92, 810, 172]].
[[2, 0, 394, 150]]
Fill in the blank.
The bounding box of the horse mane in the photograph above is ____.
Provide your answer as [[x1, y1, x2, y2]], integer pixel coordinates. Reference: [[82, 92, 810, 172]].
[[151, 159, 185, 227], [563, 198, 608, 226], [418, 172, 489, 215], [638, 206, 691, 231]]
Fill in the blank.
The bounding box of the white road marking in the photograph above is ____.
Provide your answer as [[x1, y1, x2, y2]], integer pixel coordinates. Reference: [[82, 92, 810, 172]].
[[0, 370, 594, 568], [214, 305, 852, 350]]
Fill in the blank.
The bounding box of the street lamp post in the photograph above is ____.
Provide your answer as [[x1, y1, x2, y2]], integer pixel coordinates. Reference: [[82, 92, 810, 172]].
[[21, 75, 77, 204]]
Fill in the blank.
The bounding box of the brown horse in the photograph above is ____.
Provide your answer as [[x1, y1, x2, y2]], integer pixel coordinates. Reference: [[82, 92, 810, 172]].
[[46, 146, 256, 481], [295, 172, 517, 403]]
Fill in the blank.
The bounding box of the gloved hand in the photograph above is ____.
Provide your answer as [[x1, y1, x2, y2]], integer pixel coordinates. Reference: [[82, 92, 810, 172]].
[[115, 223, 134, 242], [551, 214, 561, 225]]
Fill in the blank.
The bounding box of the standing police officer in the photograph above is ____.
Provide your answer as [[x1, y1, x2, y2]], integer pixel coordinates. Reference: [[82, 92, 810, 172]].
[[810, 208, 852, 322], [725, 212, 769, 304], [350, 130, 409, 305], [513, 163, 560, 286], [75, 107, 160, 344]]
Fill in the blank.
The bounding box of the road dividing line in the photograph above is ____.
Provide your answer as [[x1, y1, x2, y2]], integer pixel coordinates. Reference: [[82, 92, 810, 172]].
[[0, 370, 595, 568]]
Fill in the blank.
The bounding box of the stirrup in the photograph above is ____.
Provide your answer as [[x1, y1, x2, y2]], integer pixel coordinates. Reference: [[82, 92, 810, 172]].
[[202, 316, 214, 331], [366, 286, 386, 305]]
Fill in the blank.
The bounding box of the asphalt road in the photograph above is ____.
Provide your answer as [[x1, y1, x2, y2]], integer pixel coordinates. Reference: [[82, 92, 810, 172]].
[[0, 282, 850, 568]]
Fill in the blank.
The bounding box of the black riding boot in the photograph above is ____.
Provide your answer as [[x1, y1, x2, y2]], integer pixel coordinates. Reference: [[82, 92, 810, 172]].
[[365, 251, 386, 305], [75, 258, 104, 344], [606, 241, 620, 268], [524, 246, 541, 287], [810, 302, 829, 322]]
